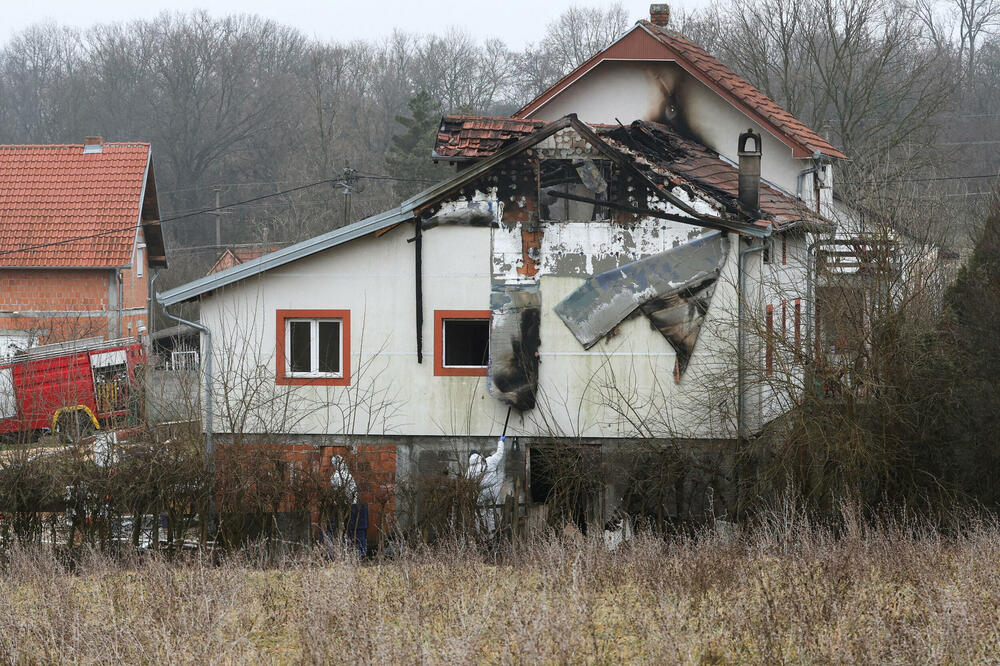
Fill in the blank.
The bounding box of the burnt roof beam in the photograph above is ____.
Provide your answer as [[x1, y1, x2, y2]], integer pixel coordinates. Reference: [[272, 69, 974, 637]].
[[547, 190, 771, 238]]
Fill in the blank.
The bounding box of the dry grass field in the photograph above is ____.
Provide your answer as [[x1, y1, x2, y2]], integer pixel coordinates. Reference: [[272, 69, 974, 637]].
[[1, 512, 999, 664]]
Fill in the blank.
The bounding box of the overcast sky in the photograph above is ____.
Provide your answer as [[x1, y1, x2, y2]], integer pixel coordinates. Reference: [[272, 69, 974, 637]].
[[4, 0, 711, 47]]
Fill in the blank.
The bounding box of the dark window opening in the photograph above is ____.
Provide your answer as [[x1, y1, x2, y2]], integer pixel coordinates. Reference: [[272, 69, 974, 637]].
[[289, 320, 311, 373], [318, 321, 341, 374], [528, 444, 601, 534], [443, 319, 489, 367]]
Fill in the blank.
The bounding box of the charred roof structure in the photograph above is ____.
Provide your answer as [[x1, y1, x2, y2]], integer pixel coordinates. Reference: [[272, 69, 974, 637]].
[[434, 117, 830, 233]]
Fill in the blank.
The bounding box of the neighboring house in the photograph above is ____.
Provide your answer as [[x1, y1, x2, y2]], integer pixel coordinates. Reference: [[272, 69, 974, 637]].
[[207, 245, 286, 276], [157, 7, 845, 527], [0, 137, 167, 358]]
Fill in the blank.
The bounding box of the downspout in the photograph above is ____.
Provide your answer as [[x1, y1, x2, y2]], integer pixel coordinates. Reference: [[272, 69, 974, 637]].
[[414, 218, 423, 364], [151, 271, 213, 474], [796, 151, 826, 214], [117, 268, 124, 339], [737, 239, 767, 444]]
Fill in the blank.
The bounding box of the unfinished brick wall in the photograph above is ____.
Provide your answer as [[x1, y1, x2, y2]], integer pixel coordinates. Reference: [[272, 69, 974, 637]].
[[119, 260, 149, 338], [0, 269, 114, 343], [0, 263, 149, 344]]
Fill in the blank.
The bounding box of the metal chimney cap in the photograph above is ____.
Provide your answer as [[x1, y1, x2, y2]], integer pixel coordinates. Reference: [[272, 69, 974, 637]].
[[738, 129, 761, 156]]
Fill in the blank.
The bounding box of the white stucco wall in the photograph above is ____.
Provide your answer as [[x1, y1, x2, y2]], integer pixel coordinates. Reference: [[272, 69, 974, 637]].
[[198, 215, 803, 442]]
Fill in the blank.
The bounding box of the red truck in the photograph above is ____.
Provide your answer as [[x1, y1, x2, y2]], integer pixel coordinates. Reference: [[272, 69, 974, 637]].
[[0, 337, 145, 438]]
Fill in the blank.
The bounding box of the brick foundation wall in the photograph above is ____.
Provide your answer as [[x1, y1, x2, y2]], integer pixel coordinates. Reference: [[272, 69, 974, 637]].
[[216, 443, 397, 545]]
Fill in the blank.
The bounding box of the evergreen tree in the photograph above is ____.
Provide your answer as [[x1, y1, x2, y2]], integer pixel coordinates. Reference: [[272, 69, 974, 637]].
[[936, 204, 1000, 506], [385, 91, 451, 198]]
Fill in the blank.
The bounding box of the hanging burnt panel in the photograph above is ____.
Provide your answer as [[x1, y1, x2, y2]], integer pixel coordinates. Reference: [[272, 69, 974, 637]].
[[488, 285, 541, 411], [539, 159, 614, 222]]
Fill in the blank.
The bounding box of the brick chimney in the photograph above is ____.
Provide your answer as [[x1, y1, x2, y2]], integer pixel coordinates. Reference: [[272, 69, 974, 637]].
[[650, 4, 671, 27], [738, 129, 762, 212], [83, 136, 104, 154]]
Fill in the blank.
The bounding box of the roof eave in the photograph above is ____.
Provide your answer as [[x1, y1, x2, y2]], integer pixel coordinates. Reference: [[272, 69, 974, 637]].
[[157, 206, 414, 306]]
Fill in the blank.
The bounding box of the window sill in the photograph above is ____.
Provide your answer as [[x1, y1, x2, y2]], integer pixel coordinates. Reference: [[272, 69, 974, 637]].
[[437, 366, 488, 377], [276, 373, 350, 386]]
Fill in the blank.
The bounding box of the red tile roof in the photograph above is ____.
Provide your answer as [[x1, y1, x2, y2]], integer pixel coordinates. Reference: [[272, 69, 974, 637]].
[[639, 22, 846, 159], [435, 116, 546, 160], [0, 142, 151, 268], [513, 22, 845, 160]]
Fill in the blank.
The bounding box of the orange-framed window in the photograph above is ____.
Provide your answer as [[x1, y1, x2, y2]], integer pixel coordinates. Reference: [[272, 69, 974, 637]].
[[275, 309, 350, 386], [434, 309, 491, 377]]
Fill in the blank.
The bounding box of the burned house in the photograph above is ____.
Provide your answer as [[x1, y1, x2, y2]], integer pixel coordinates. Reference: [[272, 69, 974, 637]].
[[157, 6, 846, 531]]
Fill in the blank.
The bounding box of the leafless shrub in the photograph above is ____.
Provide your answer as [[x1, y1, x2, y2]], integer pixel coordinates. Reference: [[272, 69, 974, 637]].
[[395, 471, 484, 546]]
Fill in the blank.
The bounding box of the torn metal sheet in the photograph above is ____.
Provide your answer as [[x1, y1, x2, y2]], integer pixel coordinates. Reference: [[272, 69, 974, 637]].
[[639, 274, 718, 375], [488, 285, 541, 411], [553, 231, 728, 365]]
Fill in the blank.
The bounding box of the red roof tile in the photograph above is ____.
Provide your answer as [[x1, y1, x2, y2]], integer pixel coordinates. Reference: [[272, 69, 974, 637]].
[[207, 245, 286, 275], [0, 142, 151, 268], [435, 116, 546, 160], [640, 22, 846, 160]]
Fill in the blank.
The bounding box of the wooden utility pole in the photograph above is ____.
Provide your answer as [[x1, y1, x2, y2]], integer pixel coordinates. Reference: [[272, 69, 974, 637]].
[[208, 185, 232, 248]]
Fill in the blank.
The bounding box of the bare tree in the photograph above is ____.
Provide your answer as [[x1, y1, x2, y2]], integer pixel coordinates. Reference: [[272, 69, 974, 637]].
[[703, 0, 957, 178], [540, 3, 630, 75], [0, 22, 85, 142]]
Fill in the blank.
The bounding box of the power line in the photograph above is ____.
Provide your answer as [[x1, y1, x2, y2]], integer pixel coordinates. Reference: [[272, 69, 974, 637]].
[[356, 172, 438, 183], [0, 177, 339, 259], [840, 173, 999, 185], [158, 173, 436, 196], [0, 171, 442, 260]]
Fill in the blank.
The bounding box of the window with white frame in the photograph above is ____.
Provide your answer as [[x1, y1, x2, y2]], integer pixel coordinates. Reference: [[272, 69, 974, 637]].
[[434, 309, 490, 377], [285, 318, 342, 377]]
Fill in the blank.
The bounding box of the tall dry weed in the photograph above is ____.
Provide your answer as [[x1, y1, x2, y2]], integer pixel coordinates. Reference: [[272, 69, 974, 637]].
[[0, 509, 998, 663]]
